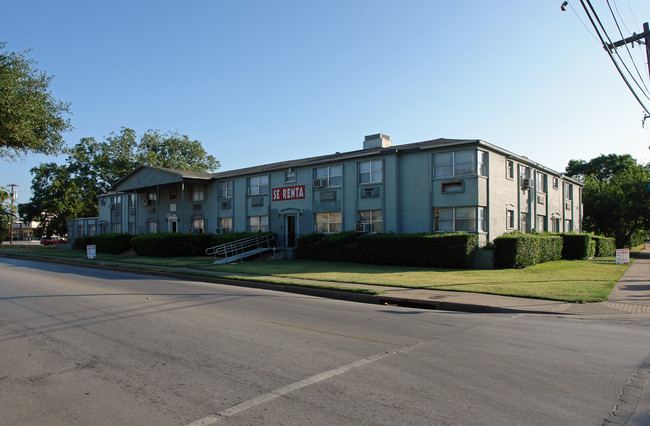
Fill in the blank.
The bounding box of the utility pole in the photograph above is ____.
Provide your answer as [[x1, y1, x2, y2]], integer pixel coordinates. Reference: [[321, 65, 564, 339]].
[[7, 183, 18, 246], [605, 21, 650, 122]]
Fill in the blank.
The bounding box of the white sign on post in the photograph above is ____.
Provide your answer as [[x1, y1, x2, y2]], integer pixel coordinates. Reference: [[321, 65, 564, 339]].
[[615, 248, 630, 265], [87, 244, 97, 260]]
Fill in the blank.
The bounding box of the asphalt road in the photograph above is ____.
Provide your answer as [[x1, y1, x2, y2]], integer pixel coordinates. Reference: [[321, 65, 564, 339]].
[[1, 257, 649, 425]]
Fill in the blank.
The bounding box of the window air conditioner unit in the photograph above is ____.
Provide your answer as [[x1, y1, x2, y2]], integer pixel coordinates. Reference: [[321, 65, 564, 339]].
[[215, 227, 229, 234], [355, 223, 372, 233], [220, 199, 232, 209], [521, 178, 532, 188], [313, 178, 327, 188]]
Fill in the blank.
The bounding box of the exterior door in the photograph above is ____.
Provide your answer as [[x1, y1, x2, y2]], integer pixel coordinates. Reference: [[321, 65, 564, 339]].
[[286, 214, 296, 248]]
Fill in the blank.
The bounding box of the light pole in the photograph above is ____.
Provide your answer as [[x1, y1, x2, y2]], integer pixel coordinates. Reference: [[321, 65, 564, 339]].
[[7, 184, 18, 245]]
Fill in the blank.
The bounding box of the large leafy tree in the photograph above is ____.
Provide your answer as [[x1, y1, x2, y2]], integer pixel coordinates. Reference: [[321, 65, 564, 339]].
[[19, 128, 219, 236], [565, 154, 649, 248], [0, 42, 72, 159]]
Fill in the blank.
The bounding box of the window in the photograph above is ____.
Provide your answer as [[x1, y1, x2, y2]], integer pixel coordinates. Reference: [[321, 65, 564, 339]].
[[441, 181, 464, 193], [506, 160, 514, 180], [169, 186, 177, 200], [536, 215, 546, 232], [536, 172, 547, 193], [88, 224, 96, 236], [315, 212, 342, 233], [285, 170, 297, 183], [248, 176, 269, 195], [506, 209, 515, 229], [552, 218, 560, 233], [219, 217, 233, 233], [520, 212, 529, 233], [519, 165, 531, 180], [565, 219, 572, 232], [147, 220, 157, 233], [147, 193, 157, 206], [111, 223, 122, 233], [358, 210, 383, 233], [477, 151, 488, 176], [192, 218, 205, 233], [434, 207, 478, 232], [564, 182, 573, 200], [249, 215, 269, 232], [219, 180, 233, 198], [128, 221, 136, 235], [128, 193, 137, 207], [110, 195, 121, 208], [552, 177, 559, 189], [78, 224, 85, 236], [192, 185, 205, 201], [478, 207, 487, 232], [315, 165, 342, 187], [434, 151, 480, 178], [359, 160, 382, 184]]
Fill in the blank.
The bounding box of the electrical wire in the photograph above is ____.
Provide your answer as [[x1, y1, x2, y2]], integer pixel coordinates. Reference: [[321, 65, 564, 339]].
[[579, 0, 650, 115], [611, 0, 632, 34], [606, 0, 650, 99], [566, 1, 600, 41]]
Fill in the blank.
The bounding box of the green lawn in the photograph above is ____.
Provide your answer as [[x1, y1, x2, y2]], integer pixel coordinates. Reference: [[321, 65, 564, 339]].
[[0, 245, 633, 303], [199, 258, 630, 303]]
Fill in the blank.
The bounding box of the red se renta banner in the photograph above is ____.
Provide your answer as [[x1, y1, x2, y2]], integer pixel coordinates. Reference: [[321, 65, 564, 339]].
[[272, 185, 305, 201]]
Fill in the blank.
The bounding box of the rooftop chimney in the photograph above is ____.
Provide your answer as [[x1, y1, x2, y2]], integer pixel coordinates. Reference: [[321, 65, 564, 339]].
[[363, 133, 392, 150]]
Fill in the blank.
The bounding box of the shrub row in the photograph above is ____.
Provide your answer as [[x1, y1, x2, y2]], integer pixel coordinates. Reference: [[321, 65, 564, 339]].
[[73, 232, 272, 257], [493, 232, 562, 269], [297, 232, 478, 269], [494, 232, 616, 268], [72, 233, 133, 254]]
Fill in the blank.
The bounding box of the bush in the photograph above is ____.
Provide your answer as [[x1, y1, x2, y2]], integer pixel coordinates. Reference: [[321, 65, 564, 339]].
[[494, 232, 562, 268], [131, 232, 257, 257], [297, 232, 478, 269], [560, 233, 594, 260], [593, 235, 615, 257], [73, 233, 132, 254]]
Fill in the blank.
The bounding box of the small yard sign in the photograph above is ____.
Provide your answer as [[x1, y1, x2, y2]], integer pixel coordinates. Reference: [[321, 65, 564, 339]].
[[615, 248, 630, 265], [87, 244, 97, 260]]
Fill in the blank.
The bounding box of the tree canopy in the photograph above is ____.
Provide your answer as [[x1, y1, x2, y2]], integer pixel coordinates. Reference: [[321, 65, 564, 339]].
[[19, 128, 220, 237], [0, 42, 72, 159], [565, 154, 649, 248]]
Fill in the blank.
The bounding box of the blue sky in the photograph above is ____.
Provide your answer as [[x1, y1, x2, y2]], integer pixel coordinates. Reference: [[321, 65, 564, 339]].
[[3, 0, 650, 202]]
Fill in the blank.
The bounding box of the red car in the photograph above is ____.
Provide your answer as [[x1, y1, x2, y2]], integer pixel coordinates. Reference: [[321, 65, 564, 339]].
[[40, 237, 67, 246]]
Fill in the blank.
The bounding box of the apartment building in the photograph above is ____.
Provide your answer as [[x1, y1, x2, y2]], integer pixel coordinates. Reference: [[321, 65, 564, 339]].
[[67, 134, 583, 248]]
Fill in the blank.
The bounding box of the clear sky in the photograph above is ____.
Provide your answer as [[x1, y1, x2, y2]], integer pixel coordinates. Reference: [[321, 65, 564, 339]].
[[3, 0, 650, 203]]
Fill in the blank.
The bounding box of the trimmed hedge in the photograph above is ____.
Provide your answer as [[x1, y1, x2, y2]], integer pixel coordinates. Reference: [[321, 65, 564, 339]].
[[559, 233, 594, 260], [297, 232, 478, 269], [130, 232, 270, 257], [494, 232, 562, 269], [73, 233, 133, 254], [593, 235, 615, 257]]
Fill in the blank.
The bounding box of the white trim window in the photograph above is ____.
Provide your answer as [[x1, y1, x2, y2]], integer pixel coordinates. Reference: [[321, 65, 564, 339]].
[[536, 215, 546, 232], [358, 209, 383, 233], [192, 218, 205, 233], [506, 209, 515, 229], [147, 220, 157, 233], [192, 185, 205, 201], [506, 160, 514, 180], [434, 206, 481, 232], [249, 215, 269, 232], [359, 160, 382, 184], [219, 180, 233, 198], [315, 165, 342, 187], [520, 212, 530, 233], [248, 176, 269, 195], [316, 212, 342, 233], [434, 150, 480, 178], [219, 217, 233, 233]]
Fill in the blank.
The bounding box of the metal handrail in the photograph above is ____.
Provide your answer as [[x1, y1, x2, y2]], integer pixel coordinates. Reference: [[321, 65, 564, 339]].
[[206, 233, 275, 261]]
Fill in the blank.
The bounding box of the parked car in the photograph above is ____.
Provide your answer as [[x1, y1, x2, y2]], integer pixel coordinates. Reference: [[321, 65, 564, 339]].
[[40, 237, 67, 246]]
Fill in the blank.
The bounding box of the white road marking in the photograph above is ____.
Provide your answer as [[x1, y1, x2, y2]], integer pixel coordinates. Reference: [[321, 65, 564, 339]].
[[186, 344, 417, 425]]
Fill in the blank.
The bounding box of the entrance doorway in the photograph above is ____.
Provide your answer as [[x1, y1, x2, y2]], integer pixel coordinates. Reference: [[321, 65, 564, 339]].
[[286, 214, 296, 248]]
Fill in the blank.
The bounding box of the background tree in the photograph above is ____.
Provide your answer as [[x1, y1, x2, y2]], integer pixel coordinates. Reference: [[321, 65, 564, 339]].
[[0, 42, 72, 159], [0, 187, 11, 240], [565, 154, 649, 248], [19, 128, 219, 235]]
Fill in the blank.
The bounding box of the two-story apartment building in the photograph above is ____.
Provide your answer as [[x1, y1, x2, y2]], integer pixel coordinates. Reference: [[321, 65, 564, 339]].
[[67, 134, 583, 249]]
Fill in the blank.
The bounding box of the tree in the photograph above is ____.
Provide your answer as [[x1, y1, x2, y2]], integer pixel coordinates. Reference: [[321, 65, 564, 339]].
[[0, 187, 11, 240], [19, 128, 219, 233], [566, 154, 650, 248], [0, 42, 72, 159]]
